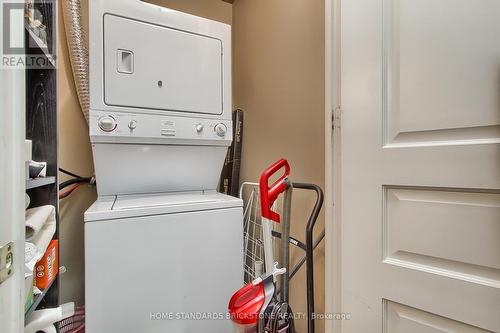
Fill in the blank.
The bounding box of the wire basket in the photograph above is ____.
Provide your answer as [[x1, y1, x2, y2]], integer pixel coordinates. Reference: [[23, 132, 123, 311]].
[[240, 182, 280, 283], [240, 181, 325, 284]]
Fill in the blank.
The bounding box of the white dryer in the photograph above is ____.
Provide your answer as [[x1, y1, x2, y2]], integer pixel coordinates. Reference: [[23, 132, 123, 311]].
[[85, 192, 242, 332], [87, 0, 233, 196]]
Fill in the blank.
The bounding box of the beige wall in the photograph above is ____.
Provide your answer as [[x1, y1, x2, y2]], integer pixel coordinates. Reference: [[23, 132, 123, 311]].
[[57, 0, 95, 305], [232, 0, 325, 332]]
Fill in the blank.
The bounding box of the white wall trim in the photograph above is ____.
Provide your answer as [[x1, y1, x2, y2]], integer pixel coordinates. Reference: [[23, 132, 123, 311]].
[[324, 0, 334, 330], [325, 0, 341, 332]]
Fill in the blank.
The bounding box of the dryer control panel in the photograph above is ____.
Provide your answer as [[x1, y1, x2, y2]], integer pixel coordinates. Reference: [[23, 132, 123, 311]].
[[90, 111, 232, 146]]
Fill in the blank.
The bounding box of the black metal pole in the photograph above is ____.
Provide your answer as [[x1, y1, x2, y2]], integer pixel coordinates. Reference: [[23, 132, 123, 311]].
[[280, 181, 293, 304], [291, 183, 324, 333]]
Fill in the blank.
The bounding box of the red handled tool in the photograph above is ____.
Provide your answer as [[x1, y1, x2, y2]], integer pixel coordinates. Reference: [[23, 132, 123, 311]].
[[259, 158, 290, 223]]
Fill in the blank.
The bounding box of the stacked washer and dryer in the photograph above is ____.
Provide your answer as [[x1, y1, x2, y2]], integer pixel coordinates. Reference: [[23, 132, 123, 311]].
[[84, 1, 243, 332]]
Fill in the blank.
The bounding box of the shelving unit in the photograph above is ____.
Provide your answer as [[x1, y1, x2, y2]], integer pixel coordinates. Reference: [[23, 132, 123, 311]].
[[25, 22, 56, 67], [24, 278, 57, 320], [26, 176, 56, 190], [24, 0, 59, 322]]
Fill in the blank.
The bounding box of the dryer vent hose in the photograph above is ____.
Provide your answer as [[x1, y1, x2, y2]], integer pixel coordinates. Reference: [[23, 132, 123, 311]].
[[62, 0, 89, 124]]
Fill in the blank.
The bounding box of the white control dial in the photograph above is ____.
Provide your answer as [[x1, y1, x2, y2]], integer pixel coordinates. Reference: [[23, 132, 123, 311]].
[[195, 124, 204, 133], [128, 120, 137, 130], [214, 123, 227, 137], [98, 116, 116, 132]]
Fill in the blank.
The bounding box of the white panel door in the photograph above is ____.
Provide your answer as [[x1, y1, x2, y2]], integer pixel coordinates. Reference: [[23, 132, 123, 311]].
[[340, 0, 500, 332]]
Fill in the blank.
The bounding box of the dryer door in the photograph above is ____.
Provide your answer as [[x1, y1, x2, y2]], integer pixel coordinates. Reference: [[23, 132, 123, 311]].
[[103, 14, 223, 115]]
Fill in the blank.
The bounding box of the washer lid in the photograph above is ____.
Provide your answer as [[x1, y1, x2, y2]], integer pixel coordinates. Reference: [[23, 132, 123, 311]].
[[84, 191, 242, 222]]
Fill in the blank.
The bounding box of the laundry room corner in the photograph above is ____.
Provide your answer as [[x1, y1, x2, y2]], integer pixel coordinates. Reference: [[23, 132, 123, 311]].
[[55, 0, 234, 309], [3, 0, 500, 332], [55, 0, 326, 331]]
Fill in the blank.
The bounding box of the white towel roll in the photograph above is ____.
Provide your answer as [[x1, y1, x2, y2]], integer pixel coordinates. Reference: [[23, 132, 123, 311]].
[[25, 205, 55, 240], [25, 205, 56, 255]]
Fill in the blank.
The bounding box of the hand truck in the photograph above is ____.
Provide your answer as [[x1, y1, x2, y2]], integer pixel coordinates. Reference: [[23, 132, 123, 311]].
[[229, 159, 324, 333]]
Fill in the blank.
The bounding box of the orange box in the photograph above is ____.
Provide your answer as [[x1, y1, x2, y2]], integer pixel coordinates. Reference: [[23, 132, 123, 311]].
[[35, 240, 58, 290]]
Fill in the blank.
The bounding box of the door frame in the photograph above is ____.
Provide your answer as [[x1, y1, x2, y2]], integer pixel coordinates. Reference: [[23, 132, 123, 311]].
[[0, 1, 26, 331], [325, 0, 341, 332]]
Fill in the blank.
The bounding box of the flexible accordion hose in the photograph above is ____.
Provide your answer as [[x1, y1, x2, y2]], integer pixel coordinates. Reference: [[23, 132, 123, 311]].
[[62, 0, 89, 124]]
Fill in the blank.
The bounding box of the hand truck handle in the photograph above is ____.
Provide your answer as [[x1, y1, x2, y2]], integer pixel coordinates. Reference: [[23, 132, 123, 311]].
[[259, 159, 290, 223]]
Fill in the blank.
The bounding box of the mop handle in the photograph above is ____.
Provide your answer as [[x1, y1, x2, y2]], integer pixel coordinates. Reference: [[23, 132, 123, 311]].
[[259, 159, 290, 223], [259, 159, 293, 304]]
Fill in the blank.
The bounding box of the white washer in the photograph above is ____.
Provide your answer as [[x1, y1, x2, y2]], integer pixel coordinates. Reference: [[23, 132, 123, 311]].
[[85, 192, 243, 333]]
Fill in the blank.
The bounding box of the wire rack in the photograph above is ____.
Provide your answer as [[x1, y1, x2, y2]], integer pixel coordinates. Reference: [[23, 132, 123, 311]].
[[240, 182, 280, 283]]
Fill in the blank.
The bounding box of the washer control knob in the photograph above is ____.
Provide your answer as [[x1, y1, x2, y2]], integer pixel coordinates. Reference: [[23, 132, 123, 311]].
[[195, 123, 204, 133], [214, 123, 227, 137], [128, 120, 138, 130], [98, 116, 116, 132]]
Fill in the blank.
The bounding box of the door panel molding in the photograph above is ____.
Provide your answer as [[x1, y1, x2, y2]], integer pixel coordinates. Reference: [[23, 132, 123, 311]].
[[383, 0, 500, 147], [383, 300, 493, 333], [383, 186, 500, 288]]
